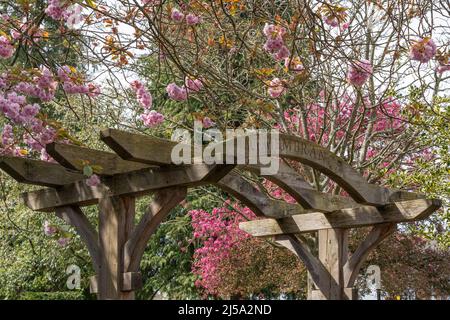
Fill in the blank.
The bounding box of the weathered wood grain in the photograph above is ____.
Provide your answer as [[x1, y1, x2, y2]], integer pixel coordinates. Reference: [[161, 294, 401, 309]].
[[22, 164, 224, 211], [55, 206, 101, 274], [97, 196, 135, 300], [239, 199, 441, 237], [215, 172, 308, 218], [101, 128, 177, 165], [343, 223, 397, 288], [46, 142, 152, 175], [0, 156, 84, 187]]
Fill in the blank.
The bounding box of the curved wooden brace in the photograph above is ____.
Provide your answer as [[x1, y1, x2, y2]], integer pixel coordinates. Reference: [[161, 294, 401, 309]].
[[215, 172, 307, 218], [124, 187, 187, 272], [245, 163, 359, 212], [279, 135, 395, 205], [275, 235, 342, 298], [55, 206, 101, 274], [344, 223, 397, 287]]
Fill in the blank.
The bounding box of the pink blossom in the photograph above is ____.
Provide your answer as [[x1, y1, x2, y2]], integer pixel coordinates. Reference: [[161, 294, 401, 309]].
[[185, 77, 203, 93], [284, 56, 304, 72], [437, 64, 450, 74], [86, 174, 101, 187], [171, 8, 185, 22], [140, 110, 164, 127], [87, 83, 101, 98], [274, 45, 290, 61], [410, 38, 436, 63], [346, 59, 372, 86], [45, 0, 67, 20], [202, 117, 215, 128], [190, 203, 256, 295], [132, 80, 152, 109], [43, 221, 58, 236], [262, 23, 290, 61], [267, 78, 285, 98], [65, 4, 84, 29], [186, 14, 201, 25], [57, 237, 70, 247], [0, 36, 14, 59], [166, 83, 188, 101], [1, 124, 14, 146], [324, 16, 339, 27]]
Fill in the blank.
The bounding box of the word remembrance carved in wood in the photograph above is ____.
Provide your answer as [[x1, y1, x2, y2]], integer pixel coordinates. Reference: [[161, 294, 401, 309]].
[[0, 128, 441, 300]]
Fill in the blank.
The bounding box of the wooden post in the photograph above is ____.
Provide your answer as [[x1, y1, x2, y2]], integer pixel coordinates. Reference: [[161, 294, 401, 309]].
[[313, 229, 352, 300], [97, 196, 135, 300]]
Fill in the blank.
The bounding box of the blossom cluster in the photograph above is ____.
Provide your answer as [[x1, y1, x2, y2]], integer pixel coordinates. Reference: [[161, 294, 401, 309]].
[[0, 65, 99, 160], [263, 23, 290, 61], [131, 80, 164, 128], [43, 220, 71, 247], [166, 77, 203, 101], [58, 66, 100, 97], [171, 8, 201, 25], [410, 38, 437, 63], [190, 203, 256, 295], [0, 36, 15, 59], [346, 59, 373, 86], [45, 0, 84, 28]]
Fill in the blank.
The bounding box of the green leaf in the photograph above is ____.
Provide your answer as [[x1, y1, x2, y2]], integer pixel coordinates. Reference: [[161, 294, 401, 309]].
[[83, 165, 93, 177], [85, 0, 96, 8]]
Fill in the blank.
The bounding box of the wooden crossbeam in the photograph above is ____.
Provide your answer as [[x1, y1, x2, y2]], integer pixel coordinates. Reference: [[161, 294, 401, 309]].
[[0, 156, 84, 187], [46, 142, 152, 175], [22, 164, 231, 211], [239, 199, 441, 237], [101, 129, 177, 165], [100, 128, 423, 206]]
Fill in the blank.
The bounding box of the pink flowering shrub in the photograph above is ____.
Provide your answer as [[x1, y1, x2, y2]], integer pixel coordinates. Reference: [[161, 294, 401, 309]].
[[190, 203, 256, 296], [410, 38, 436, 63], [346, 59, 372, 86]]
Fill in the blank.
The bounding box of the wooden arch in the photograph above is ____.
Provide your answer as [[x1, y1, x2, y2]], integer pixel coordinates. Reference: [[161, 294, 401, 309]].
[[0, 129, 440, 300]]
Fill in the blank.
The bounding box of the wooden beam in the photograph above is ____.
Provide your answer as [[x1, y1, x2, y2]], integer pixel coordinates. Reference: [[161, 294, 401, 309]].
[[97, 196, 135, 300], [245, 163, 361, 212], [0, 156, 84, 187], [101, 128, 177, 165], [22, 164, 226, 211], [89, 272, 142, 294], [46, 142, 152, 175], [55, 206, 101, 274], [239, 199, 441, 237], [215, 172, 308, 218], [100, 128, 424, 205]]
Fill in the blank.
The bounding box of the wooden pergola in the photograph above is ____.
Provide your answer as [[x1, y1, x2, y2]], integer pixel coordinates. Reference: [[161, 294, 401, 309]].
[[0, 129, 441, 300]]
